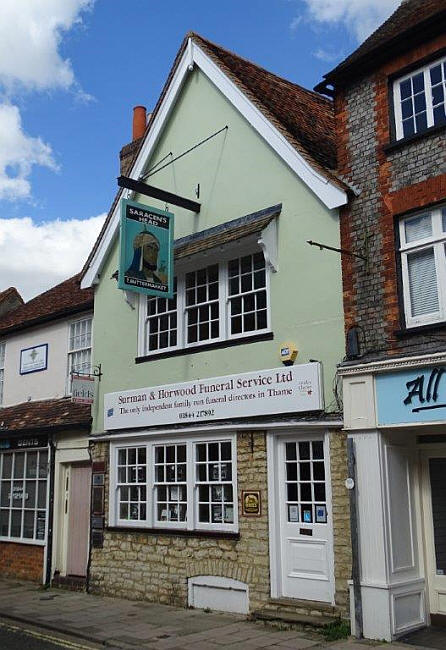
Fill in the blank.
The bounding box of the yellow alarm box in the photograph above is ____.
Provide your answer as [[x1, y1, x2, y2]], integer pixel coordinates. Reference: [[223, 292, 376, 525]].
[[279, 342, 298, 365]]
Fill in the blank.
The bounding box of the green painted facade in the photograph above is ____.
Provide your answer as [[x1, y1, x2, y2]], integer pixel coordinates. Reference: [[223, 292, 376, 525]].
[[91, 68, 344, 432]]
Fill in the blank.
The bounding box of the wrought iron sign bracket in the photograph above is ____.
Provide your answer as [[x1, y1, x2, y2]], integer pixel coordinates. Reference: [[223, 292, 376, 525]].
[[307, 231, 372, 273], [71, 364, 103, 382], [118, 176, 201, 213]]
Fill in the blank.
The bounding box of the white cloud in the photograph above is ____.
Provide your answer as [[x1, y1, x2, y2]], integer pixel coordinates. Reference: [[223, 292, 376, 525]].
[[290, 15, 303, 31], [301, 0, 400, 42], [313, 48, 345, 63], [0, 0, 94, 92], [0, 104, 57, 200], [0, 213, 106, 300]]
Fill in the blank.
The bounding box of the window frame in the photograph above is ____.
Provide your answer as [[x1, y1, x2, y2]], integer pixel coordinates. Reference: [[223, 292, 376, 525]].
[[0, 448, 49, 545], [109, 433, 238, 533], [399, 205, 446, 328], [137, 247, 271, 358], [66, 315, 93, 394], [393, 55, 446, 141], [0, 341, 5, 406]]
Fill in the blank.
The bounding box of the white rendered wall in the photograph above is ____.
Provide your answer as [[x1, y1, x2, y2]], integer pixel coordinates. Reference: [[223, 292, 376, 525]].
[[1, 313, 92, 407]]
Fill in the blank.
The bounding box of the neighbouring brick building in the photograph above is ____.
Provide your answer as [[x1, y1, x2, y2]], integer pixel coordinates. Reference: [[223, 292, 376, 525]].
[[316, 0, 446, 641], [0, 275, 93, 584], [82, 32, 352, 623]]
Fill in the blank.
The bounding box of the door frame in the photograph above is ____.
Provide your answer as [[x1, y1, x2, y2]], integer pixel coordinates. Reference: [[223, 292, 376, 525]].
[[419, 445, 446, 618], [267, 429, 335, 603]]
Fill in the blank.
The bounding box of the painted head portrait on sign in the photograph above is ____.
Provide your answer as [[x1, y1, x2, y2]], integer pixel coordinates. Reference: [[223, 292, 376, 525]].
[[125, 230, 165, 285]]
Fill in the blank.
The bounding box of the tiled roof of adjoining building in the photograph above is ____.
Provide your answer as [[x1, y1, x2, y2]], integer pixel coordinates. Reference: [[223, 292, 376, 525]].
[[0, 398, 91, 434], [0, 274, 93, 336], [320, 0, 446, 87]]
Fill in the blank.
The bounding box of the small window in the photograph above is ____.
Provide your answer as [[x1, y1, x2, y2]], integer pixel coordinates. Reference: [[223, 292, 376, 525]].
[[399, 206, 446, 327], [142, 252, 270, 356], [394, 56, 446, 140], [0, 342, 5, 405], [116, 446, 147, 522]]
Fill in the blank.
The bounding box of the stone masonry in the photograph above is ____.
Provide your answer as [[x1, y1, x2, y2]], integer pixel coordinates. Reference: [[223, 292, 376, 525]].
[[89, 430, 351, 617]]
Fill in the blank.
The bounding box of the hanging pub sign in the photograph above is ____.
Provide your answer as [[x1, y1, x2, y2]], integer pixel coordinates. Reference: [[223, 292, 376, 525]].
[[118, 198, 174, 298]]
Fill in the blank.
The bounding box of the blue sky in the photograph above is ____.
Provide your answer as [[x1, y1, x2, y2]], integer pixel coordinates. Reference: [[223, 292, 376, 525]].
[[0, 0, 400, 299]]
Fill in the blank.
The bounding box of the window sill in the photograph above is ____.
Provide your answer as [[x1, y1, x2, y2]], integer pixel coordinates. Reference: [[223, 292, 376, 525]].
[[107, 526, 240, 540], [135, 331, 274, 363], [383, 124, 446, 155], [394, 322, 446, 338], [0, 537, 45, 546]]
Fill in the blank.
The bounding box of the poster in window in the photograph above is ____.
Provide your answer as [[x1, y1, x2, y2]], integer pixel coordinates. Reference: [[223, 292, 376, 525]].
[[118, 199, 174, 299], [316, 505, 327, 523]]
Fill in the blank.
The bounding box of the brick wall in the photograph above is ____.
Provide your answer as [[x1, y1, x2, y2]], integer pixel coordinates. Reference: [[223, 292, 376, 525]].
[[336, 34, 446, 362], [0, 541, 44, 582], [89, 430, 351, 616]]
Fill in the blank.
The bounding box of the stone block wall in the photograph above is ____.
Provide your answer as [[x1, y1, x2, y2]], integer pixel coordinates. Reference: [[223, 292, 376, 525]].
[[336, 32, 446, 363], [89, 429, 351, 616], [0, 541, 44, 581]]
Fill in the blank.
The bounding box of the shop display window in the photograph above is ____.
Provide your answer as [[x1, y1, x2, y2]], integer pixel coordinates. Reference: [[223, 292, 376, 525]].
[[113, 436, 237, 532], [0, 449, 48, 543]]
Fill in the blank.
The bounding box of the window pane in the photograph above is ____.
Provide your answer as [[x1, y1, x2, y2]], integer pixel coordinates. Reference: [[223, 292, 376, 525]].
[[405, 213, 432, 243], [407, 248, 439, 317]]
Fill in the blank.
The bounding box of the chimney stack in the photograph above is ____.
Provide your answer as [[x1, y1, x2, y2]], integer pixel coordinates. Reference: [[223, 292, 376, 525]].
[[132, 105, 147, 141]]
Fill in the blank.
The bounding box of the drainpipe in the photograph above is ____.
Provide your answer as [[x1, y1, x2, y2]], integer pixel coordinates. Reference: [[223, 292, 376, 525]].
[[85, 442, 93, 594], [44, 436, 56, 586], [347, 437, 363, 638]]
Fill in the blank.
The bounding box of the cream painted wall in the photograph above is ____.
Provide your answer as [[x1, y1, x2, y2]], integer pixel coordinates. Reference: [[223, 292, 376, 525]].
[[2, 312, 93, 407], [92, 68, 345, 432]]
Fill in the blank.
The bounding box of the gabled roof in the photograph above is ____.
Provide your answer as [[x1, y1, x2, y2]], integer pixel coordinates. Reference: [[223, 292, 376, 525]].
[[319, 0, 446, 87], [0, 274, 93, 336], [0, 397, 91, 433], [81, 32, 347, 289]]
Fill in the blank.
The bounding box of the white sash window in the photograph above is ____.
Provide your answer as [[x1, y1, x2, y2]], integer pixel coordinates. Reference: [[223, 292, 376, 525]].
[[394, 56, 446, 140], [400, 206, 446, 327], [0, 342, 5, 405], [142, 251, 270, 356]]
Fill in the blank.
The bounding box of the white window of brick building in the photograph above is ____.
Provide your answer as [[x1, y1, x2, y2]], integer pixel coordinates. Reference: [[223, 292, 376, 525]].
[[399, 205, 446, 327], [394, 56, 446, 140]]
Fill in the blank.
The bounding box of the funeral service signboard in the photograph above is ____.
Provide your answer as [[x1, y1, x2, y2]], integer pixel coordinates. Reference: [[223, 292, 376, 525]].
[[104, 363, 323, 430], [118, 199, 174, 298]]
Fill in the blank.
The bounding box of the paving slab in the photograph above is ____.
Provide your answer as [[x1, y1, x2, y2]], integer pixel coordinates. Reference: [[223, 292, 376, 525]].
[[0, 579, 435, 650]]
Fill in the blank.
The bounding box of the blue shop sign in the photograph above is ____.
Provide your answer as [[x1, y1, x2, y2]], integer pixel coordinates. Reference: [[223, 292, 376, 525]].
[[376, 366, 446, 425]]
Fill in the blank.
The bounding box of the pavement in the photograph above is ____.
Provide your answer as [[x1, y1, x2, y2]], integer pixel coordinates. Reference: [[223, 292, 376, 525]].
[[0, 579, 435, 650]]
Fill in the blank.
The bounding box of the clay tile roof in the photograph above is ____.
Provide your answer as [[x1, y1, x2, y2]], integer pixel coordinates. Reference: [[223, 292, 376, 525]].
[[175, 204, 281, 259], [0, 273, 93, 336], [323, 0, 446, 84], [190, 33, 337, 172], [0, 398, 91, 433]]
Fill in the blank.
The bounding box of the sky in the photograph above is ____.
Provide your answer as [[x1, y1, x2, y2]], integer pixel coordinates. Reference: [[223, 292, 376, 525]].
[[0, 0, 400, 301]]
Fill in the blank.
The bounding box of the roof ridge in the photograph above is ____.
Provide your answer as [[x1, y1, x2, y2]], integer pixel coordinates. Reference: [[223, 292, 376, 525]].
[[190, 32, 332, 105]]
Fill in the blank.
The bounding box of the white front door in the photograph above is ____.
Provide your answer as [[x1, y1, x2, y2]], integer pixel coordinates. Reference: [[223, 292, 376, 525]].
[[421, 449, 446, 616], [274, 434, 334, 602]]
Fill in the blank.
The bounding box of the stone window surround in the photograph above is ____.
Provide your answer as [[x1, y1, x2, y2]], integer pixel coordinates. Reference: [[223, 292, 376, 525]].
[[138, 246, 271, 359], [109, 433, 238, 534], [392, 54, 446, 141], [399, 204, 446, 329]]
